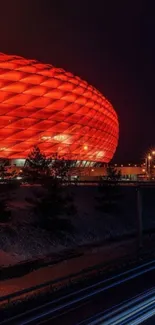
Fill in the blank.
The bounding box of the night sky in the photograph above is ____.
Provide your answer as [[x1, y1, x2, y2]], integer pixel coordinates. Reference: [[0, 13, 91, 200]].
[[0, 1, 154, 163]]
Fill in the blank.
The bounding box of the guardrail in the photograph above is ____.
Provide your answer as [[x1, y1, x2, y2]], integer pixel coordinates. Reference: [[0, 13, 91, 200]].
[[2, 254, 155, 324], [72, 180, 155, 186], [2, 243, 155, 308], [0, 249, 140, 306], [1, 178, 155, 187]]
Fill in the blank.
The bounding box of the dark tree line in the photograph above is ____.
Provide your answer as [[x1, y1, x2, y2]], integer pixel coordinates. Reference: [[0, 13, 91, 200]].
[[96, 165, 122, 214], [0, 147, 76, 234], [21, 146, 76, 235], [0, 148, 124, 238]]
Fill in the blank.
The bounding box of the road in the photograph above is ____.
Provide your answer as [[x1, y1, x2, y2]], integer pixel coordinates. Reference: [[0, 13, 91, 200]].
[[143, 317, 155, 324], [38, 270, 155, 325], [2, 259, 155, 324]]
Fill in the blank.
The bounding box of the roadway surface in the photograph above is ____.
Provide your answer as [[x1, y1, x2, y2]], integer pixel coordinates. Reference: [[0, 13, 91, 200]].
[[143, 319, 155, 324], [37, 267, 155, 325], [3, 259, 155, 325]]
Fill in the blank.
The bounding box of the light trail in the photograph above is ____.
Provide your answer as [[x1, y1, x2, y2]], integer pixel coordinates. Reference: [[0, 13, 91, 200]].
[[77, 288, 155, 324], [2, 259, 155, 324]]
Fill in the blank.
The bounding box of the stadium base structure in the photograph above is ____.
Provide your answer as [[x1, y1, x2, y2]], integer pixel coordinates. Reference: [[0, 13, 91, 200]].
[[10, 159, 105, 168]]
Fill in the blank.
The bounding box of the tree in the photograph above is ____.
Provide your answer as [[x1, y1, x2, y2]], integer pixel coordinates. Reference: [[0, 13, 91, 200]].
[[23, 146, 51, 182], [96, 165, 122, 214], [25, 149, 76, 235], [106, 165, 121, 181], [0, 192, 11, 222], [0, 158, 9, 179], [50, 153, 72, 182], [28, 179, 76, 234], [0, 181, 20, 222], [0, 158, 17, 180], [0, 160, 19, 222]]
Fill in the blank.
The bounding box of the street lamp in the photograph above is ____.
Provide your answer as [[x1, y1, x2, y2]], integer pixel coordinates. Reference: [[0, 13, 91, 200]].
[[147, 155, 152, 178], [145, 150, 155, 179]]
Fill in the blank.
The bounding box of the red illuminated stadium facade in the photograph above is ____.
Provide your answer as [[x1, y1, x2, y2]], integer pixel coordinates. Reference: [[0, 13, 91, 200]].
[[0, 53, 119, 167]]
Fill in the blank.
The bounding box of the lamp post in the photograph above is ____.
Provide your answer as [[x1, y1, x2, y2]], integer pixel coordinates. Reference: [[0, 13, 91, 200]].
[[145, 157, 148, 175], [145, 150, 155, 180], [151, 151, 155, 179], [148, 155, 152, 179]]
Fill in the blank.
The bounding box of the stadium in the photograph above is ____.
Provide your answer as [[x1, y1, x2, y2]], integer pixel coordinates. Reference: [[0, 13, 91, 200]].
[[0, 53, 119, 167]]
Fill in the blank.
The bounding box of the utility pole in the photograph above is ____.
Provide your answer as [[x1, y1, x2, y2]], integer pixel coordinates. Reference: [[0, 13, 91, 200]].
[[136, 186, 143, 249]]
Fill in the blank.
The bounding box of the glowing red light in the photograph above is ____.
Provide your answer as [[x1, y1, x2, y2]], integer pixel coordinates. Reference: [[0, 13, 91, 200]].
[[0, 53, 119, 162]]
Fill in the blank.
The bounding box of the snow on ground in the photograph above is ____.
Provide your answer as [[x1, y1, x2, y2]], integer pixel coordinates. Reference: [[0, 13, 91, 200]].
[[0, 185, 154, 267], [0, 238, 136, 297], [0, 249, 20, 266]]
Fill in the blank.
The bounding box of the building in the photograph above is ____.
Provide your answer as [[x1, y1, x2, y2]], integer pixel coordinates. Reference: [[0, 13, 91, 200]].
[[77, 165, 146, 181], [0, 53, 119, 167]]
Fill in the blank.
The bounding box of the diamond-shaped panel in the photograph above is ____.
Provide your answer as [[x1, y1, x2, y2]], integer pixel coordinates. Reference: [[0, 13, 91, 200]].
[[0, 52, 119, 162]]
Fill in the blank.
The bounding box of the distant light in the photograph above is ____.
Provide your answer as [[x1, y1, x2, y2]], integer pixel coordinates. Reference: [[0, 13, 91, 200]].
[[96, 151, 104, 157], [142, 169, 145, 172], [152, 151, 155, 155], [114, 163, 117, 166], [148, 155, 152, 160], [121, 164, 123, 167], [135, 164, 137, 167], [16, 176, 22, 180], [42, 136, 51, 140], [91, 169, 94, 172], [12, 159, 25, 167], [128, 163, 131, 166], [53, 134, 69, 142], [84, 145, 88, 150]]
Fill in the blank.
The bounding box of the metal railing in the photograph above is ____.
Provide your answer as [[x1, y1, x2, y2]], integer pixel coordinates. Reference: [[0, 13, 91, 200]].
[[0, 249, 139, 306], [1, 253, 155, 324]]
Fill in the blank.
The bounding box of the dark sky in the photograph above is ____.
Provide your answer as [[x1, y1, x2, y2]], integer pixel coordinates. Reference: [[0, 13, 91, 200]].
[[0, 0, 154, 163]]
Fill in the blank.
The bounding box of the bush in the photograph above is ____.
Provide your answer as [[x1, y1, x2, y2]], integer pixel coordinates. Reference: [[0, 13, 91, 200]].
[[96, 181, 122, 214], [26, 179, 76, 235], [96, 166, 122, 215], [0, 182, 19, 223]]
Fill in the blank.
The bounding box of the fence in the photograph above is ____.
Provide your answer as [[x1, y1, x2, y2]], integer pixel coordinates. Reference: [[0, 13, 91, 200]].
[[0, 247, 141, 307]]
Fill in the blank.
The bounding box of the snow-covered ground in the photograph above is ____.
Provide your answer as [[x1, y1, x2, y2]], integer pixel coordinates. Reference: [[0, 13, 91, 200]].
[[0, 185, 154, 267], [0, 239, 136, 297], [0, 249, 20, 266]]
